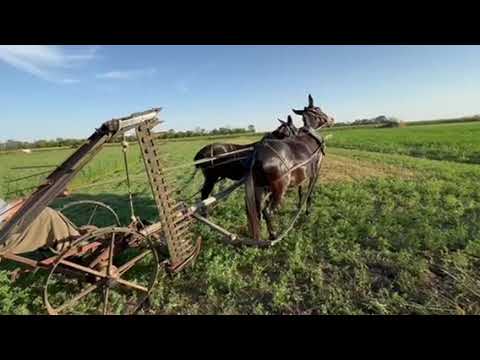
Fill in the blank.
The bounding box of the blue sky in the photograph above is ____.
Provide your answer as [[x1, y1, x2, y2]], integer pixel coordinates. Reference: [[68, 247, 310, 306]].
[[1, 45, 479, 142]]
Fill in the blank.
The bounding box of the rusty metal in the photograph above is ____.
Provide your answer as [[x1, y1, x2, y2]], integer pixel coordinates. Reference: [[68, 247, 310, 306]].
[[2, 252, 40, 268], [0, 108, 198, 315], [135, 119, 198, 273], [43, 227, 159, 315]]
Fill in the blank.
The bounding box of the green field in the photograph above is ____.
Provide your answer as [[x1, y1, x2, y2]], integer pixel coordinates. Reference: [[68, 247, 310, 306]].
[[326, 121, 480, 165], [1, 122, 480, 315]]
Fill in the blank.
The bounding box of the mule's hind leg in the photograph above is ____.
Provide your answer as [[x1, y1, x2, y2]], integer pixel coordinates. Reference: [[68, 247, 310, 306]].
[[262, 192, 277, 240], [263, 179, 288, 240]]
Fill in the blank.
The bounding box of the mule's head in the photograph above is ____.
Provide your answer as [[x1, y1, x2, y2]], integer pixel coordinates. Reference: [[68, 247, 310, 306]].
[[270, 115, 298, 139], [293, 94, 335, 129]]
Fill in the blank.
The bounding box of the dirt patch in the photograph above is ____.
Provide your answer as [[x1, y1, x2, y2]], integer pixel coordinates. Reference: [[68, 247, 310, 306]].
[[319, 154, 416, 183]]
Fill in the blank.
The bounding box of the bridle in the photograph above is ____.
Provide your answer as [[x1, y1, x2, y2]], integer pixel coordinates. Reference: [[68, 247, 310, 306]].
[[303, 108, 331, 129], [300, 114, 331, 156]]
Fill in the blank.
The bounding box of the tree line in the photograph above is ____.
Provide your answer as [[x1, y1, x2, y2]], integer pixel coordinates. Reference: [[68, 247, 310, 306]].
[[330, 115, 403, 128], [0, 125, 257, 151], [156, 125, 256, 139], [0, 138, 85, 151]]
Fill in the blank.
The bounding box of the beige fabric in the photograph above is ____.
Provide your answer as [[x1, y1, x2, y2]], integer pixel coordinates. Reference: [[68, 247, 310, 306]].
[[0, 207, 80, 255]]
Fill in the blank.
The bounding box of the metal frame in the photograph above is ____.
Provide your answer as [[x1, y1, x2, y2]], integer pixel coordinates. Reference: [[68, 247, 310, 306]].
[[0, 108, 200, 314]]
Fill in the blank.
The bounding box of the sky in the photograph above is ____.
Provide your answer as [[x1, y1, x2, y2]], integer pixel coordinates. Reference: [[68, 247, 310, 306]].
[[0, 45, 479, 142]]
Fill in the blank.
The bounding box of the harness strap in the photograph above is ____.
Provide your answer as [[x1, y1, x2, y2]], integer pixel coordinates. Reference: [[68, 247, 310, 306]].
[[277, 146, 322, 181], [264, 143, 290, 171]]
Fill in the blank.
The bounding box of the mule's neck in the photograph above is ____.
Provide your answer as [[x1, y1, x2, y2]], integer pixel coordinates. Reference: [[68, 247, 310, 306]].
[[299, 126, 325, 150]]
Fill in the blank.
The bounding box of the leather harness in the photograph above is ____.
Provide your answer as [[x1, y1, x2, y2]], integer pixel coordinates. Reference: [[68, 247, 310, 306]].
[[261, 126, 326, 176]]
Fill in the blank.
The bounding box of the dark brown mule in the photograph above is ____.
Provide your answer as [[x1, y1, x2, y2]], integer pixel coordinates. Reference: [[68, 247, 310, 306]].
[[245, 95, 335, 241], [190, 117, 298, 205]]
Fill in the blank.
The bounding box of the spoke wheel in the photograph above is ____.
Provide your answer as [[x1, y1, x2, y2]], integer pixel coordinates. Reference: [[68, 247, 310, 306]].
[[59, 201, 121, 229], [44, 227, 159, 315]]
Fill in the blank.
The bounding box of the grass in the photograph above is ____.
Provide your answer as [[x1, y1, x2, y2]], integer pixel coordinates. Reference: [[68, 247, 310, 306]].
[[325, 121, 480, 165], [1, 123, 480, 315]]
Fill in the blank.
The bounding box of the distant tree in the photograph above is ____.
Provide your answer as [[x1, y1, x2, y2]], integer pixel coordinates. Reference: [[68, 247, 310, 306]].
[[248, 125, 255, 133]]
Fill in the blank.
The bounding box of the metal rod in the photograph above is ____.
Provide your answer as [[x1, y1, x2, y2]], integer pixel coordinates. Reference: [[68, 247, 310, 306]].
[[188, 177, 246, 214], [118, 250, 151, 275], [5, 184, 43, 197], [1, 252, 39, 268], [192, 213, 239, 241], [10, 165, 59, 170], [161, 147, 253, 173], [192, 213, 271, 248], [115, 278, 148, 293], [200, 156, 249, 169], [55, 283, 99, 314], [107, 233, 115, 276], [69, 174, 146, 192], [122, 136, 136, 221], [6, 170, 54, 184], [103, 287, 110, 315], [59, 259, 108, 279]]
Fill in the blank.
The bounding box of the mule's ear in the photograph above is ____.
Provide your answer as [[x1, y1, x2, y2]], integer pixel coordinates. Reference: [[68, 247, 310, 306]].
[[278, 118, 286, 124], [287, 115, 293, 125], [308, 94, 314, 107], [292, 109, 304, 115]]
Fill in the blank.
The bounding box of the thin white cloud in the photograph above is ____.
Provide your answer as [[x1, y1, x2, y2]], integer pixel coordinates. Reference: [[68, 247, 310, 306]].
[[61, 78, 81, 84], [96, 68, 157, 80], [0, 45, 100, 84]]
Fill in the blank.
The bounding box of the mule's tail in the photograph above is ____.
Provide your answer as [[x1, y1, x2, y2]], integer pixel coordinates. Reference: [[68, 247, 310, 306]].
[[245, 160, 261, 241]]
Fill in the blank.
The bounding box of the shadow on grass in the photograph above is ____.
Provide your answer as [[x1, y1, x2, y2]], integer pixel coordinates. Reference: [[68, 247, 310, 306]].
[[51, 192, 160, 227], [0, 192, 171, 314]]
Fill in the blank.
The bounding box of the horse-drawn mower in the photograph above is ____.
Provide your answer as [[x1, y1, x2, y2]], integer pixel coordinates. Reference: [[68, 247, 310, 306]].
[[0, 98, 333, 315]]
